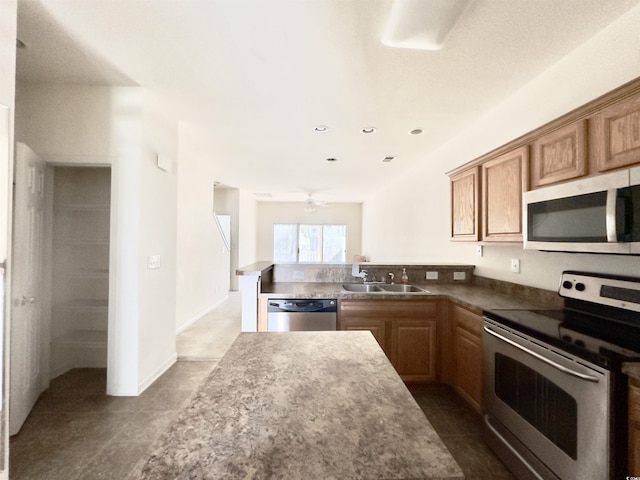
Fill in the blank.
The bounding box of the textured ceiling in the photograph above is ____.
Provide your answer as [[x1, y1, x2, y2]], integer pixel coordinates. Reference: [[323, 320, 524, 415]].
[[16, 0, 640, 202]]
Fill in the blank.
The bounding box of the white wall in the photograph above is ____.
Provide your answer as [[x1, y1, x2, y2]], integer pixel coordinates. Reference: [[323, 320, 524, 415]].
[[14, 84, 179, 394], [257, 202, 362, 262], [238, 189, 258, 268], [0, 1, 17, 476], [175, 125, 229, 333], [214, 187, 238, 290], [137, 91, 178, 390], [362, 4, 640, 291]]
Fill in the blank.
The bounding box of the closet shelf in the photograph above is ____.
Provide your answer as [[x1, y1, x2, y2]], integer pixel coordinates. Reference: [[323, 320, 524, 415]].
[[56, 299, 108, 312], [64, 269, 109, 279], [54, 238, 109, 246], [54, 330, 107, 345], [56, 204, 110, 212]]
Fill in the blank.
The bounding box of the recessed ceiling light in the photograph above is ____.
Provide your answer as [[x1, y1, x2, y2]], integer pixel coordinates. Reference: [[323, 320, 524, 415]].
[[313, 125, 329, 133], [382, 156, 395, 163], [326, 158, 338, 163], [410, 128, 423, 135], [361, 127, 376, 134]]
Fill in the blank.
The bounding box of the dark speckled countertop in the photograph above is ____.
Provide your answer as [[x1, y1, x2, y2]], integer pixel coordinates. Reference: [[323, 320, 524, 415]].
[[260, 282, 560, 314], [132, 332, 464, 480]]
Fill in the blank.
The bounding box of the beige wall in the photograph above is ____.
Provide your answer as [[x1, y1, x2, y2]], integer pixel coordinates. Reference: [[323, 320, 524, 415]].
[[257, 202, 362, 262], [175, 126, 229, 332], [362, 4, 640, 291], [238, 189, 258, 268], [15, 84, 179, 394]]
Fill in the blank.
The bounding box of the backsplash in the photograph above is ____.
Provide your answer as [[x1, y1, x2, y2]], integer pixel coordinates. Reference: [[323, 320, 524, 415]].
[[272, 263, 475, 284], [473, 275, 563, 308]]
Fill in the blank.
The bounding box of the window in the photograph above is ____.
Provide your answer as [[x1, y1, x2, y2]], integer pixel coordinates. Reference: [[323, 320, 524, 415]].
[[273, 224, 346, 263]]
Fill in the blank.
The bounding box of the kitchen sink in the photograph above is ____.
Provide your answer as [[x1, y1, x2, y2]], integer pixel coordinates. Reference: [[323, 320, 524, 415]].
[[342, 283, 429, 293], [380, 284, 428, 293], [342, 284, 383, 292]]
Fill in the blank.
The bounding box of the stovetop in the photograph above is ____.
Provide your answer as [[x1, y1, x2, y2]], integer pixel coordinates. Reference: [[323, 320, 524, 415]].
[[483, 271, 640, 370], [484, 308, 640, 369]]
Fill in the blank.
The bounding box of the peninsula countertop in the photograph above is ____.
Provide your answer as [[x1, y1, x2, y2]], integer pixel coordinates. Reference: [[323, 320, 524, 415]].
[[260, 281, 559, 314], [133, 331, 464, 480]]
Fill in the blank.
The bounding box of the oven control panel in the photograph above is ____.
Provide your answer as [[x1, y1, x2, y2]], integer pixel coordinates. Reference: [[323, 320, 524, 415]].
[[560, 271, 640, 313]]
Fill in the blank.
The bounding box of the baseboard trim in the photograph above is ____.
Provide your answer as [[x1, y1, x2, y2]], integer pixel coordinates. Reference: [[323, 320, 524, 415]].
[[175, 294, 230, 334], [137, 353, 178, 395]]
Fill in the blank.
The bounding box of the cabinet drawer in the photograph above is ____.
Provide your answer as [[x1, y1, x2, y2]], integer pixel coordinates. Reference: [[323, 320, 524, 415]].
[[451, 303, 482, 336]]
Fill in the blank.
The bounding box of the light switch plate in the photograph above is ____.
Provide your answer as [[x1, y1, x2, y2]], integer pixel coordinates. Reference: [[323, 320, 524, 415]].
[[426, 271, 438, 280], [148, 255, 161, 269]]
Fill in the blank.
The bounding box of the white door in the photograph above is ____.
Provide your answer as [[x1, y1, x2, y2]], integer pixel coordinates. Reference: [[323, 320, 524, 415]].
[[10, 143, 46, 435]]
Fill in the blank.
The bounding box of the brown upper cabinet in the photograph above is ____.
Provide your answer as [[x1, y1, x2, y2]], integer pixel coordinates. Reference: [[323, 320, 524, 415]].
[[450, 166, 480, 241], [448, 76, 640, 243], [591, 90, 640, 172], [481, 146, 528, 242], [530, 120, 588, 189]]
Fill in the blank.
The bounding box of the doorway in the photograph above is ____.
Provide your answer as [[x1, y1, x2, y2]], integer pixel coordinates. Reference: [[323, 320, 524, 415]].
[[49, 166, 111, 377], [9, 159, 112, 435]]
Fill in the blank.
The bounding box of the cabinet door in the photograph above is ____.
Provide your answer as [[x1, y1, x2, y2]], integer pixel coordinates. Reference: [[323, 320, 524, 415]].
[[454, 327, 482, 412], [339, 317, 387, 352], [592, 91, 640, 172], [451, 304, 483, 413], [390, 319, 437, 383], [530, 120, 588, 188], [482, 146, 528, 242], [450, 167, 480, 241]]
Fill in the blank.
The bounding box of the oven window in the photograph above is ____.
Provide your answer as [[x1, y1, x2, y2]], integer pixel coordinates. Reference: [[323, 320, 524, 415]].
[[495, 353, 577, 459]]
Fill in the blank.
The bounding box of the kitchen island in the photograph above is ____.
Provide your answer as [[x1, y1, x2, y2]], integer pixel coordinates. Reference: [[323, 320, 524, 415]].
[[132, 331, 463, 480]]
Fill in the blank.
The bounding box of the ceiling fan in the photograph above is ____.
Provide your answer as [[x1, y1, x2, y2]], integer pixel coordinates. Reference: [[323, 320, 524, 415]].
[[304, 194, 329, 213]]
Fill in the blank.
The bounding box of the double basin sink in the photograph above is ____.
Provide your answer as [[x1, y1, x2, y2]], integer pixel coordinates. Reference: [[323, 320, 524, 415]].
[[342, 283, 429, 293]]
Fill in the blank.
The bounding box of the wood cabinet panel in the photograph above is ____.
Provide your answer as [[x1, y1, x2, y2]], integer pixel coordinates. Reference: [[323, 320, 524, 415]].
[[592, 91, 640, 172], [339, 317, 386, 351], [450, 303, 483, 413], [338, 299, 439, 383], [629, 380, 640, 474], [482, 146, 528, 242], [450, 167, 480, 241], [530, 120, 588, 188], [391, 319, 437, 383], [454, 327, 482, 413]]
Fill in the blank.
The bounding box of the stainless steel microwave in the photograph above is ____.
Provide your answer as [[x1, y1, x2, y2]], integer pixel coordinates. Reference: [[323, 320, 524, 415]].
[[523, 166, 640, 254]]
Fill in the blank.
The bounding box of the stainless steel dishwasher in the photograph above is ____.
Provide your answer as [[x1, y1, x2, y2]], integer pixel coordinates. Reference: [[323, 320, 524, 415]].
[[267, 299, 337, 331]]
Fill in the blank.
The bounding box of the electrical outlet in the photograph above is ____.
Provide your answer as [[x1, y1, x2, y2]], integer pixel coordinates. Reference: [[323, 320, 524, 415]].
[[476, 245, 483, 257], [453, 271, 466, 281], [426, 271, 438, 280], [510, 258, 520, 273]]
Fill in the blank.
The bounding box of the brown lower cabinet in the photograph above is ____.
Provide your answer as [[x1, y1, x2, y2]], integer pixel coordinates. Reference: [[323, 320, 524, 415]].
[[450, 303, 483, 414], [338, 299, 440, 383]]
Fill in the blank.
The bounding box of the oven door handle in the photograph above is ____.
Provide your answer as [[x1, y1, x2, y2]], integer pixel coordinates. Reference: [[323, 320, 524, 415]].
[[484, 326, 600, 383]]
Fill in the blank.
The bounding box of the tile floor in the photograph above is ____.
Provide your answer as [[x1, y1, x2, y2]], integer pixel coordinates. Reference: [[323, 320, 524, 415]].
[[10, 292, 516, 480]]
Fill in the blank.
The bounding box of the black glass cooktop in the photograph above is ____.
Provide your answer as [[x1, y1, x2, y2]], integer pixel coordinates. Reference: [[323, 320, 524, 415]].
[[484, 308, 640, 370]]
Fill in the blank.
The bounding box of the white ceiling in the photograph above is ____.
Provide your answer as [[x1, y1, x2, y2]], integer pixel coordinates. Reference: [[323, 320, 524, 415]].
[[16, 0, 639, 203]]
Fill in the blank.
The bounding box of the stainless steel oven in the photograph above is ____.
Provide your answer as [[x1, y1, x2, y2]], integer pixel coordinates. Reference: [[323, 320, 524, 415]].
[[523, 166, 640, 254], [483, 271, 640, 480]]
